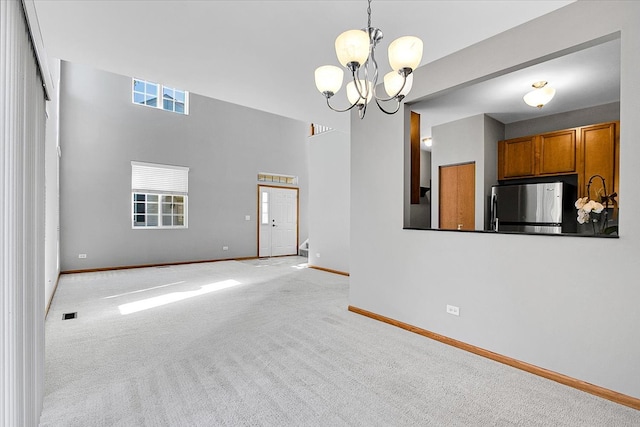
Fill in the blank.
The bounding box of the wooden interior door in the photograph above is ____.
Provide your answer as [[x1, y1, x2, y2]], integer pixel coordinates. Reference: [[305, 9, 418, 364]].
[[439, 162, 475, 230], [439, 165, 458, 230], [456, 163, 475, 230]]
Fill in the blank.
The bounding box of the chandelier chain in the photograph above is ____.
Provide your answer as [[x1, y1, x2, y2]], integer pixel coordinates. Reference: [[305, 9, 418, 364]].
[[367, 0, 372, 29]]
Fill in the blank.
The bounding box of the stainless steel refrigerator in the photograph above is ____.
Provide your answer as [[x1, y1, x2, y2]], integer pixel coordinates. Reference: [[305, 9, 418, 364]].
[[490, 182, 576, 234]]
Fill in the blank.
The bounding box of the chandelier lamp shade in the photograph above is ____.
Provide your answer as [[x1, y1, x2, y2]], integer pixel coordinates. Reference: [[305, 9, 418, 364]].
[[523, 81, 556, 108], [314, 0, 423, 119]]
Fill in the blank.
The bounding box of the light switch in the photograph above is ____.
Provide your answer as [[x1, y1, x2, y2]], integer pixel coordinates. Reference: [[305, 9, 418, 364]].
[[245, 215, 251, 221]]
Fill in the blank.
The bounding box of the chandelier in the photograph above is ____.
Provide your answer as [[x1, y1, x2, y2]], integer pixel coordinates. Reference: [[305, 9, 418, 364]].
[[314, 0, 423, 119]]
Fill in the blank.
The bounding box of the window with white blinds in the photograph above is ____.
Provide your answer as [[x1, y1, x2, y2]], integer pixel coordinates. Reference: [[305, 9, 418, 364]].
[[131, 161, 189, 228], [132, 161, 189, 194]]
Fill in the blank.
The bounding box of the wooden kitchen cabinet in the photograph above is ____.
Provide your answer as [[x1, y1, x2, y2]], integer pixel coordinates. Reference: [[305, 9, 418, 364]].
[[538, 129, 577, 176], [498, 122, 618, 200], [499, 129, 577, 180], [498, 136, 535, 179], [410, 111, 420, 204], [581, 121, 618, 200], [439, 162, 475, 230]]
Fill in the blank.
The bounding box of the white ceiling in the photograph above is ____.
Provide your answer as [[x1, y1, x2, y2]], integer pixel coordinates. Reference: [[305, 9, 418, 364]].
[[412, 37, 621, 144], [32, 0, 575, 132]]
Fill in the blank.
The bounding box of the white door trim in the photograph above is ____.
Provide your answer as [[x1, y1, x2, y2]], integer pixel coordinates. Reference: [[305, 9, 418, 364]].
[[257, 185, 299, 257]]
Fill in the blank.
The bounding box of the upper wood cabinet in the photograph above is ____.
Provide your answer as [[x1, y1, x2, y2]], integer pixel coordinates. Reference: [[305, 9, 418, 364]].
[[498, 129, 577, 180], [498, 121, 619, 202], [581, 121, 618, 199], [498, 136, 536, 179], [538, 129, 577, 175]]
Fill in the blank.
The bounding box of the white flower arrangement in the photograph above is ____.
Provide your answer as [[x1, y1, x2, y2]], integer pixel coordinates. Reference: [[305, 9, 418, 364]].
[[576, 175, 618, 235], [574, 196, 605, 224]]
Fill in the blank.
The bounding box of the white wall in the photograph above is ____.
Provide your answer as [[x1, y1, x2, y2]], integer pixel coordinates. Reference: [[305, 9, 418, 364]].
[[308, 130, 350, 274], [44, 60, 60, 310], [350, 1, 640, 399], [420, 150, 431, 189]]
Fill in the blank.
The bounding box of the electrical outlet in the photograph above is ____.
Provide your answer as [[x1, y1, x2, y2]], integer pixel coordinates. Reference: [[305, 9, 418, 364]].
[[222, 246, 229, 251], [446, 304, 460, 316], [78, 254, 87, 259], [245, 215, 251, 221]]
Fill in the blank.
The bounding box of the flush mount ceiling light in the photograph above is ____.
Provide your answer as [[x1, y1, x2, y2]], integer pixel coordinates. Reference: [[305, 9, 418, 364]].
[[314, 0, 423, 119], [523, 81, 556, 108]]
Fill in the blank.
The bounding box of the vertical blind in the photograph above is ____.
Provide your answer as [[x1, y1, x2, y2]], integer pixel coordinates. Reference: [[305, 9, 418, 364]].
[[1, 0, 47, 425]]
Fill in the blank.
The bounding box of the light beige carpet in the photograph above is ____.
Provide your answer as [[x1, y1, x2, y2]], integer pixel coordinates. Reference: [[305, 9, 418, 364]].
[[40, 257, 640, 426]]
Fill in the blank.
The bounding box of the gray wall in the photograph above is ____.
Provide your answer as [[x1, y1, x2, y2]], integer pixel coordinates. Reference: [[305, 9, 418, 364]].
[[483, 115, 503, 229], [59, 61, 309, 271], [504, 102, 620, 139], [308, 130, 350, 273], [430, 114, 502, 230], [351, 1, 640, 400]]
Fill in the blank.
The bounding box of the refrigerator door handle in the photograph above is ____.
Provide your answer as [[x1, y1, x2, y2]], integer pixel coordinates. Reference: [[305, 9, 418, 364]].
[[491, 193, 498, 231]]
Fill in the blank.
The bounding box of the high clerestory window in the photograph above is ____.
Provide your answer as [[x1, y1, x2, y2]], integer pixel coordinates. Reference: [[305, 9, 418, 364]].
[[132, 78, 189, 114]]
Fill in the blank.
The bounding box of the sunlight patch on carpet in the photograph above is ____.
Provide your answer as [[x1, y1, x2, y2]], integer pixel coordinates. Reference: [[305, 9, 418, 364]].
[[104, 281, 186, 299], [118, 279, 241, 315]]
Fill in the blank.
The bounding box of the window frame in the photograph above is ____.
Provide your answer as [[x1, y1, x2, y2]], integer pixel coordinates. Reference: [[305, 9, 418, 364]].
[[131, 161, 189, 230], [132, 192, 188, 229], [132, 78, 189, 115]]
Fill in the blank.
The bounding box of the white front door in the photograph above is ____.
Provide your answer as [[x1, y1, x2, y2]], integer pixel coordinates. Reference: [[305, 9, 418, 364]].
[[258, 186, 298, 257]]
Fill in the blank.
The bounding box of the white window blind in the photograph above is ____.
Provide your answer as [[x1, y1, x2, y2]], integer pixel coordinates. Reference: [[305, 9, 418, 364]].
[[131, 161, 189, 194]]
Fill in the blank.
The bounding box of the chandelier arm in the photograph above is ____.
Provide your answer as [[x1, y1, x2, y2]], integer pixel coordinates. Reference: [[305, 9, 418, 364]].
[[365, 58, 372, 99], [325, 96, 360, 113], [353, 67, 367, 100], [369, 43, 379, 100], [374, 97, 402, 115], [358, 103, 367, 119], [374, 73, 408, 102]]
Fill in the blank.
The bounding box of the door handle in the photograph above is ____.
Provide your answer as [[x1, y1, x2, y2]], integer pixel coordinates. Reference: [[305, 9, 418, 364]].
[[491, 193, 497, 231]]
